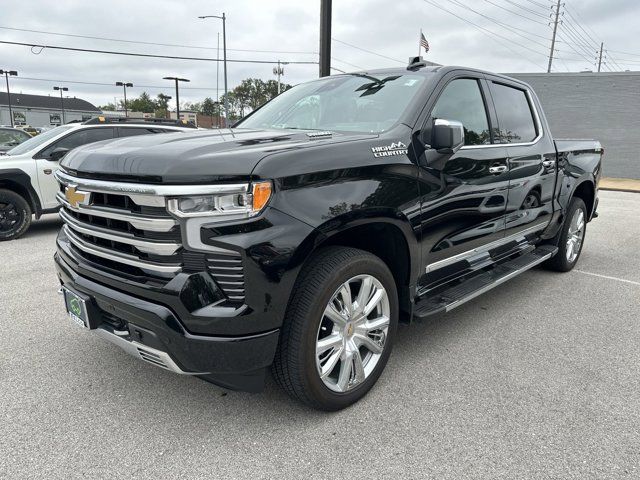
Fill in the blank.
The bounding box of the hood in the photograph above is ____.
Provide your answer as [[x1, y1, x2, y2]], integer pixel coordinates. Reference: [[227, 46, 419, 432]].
[[61, 128, 376, 184]]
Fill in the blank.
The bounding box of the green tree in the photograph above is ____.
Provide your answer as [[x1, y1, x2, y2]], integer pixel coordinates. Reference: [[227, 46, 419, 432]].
[[128, 92, 156, 113], [97, 102, 117, 111], [201, 97, 217, 116], [155, 93, 172, 119]]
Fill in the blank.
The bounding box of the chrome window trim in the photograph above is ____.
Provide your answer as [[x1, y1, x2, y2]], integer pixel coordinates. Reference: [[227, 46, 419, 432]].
[[56, 193, 177, 232], [55, 170, 248, 197], [425, 223, 546, 274], [60, 208, 181, 256], [460, 88, 543, 150]]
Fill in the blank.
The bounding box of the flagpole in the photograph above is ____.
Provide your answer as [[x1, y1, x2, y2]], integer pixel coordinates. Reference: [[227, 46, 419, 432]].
[[418, 28, 422, 57]]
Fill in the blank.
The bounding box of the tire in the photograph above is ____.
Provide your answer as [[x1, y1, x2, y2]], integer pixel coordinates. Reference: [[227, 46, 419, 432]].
[[0, 189, 32, 241], [272, 246, 399, 411], [544, 197, 587, 272]]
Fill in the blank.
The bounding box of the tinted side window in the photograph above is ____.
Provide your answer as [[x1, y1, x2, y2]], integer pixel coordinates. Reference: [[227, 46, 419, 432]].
[[491, 83, 537, 143], [40, 128, 115, 158], [118, 127, 163, 137], [431, 79, 490, 146]]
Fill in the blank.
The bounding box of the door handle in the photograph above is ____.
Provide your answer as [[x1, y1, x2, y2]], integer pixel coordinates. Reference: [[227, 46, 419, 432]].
[[488, 165, 508, 175], [542, 160, 556, 169]]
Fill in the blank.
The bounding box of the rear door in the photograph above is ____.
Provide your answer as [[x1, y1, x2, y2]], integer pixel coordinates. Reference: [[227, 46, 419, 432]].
[[485, 78, 556, 238], [416, 74, 510, 284]]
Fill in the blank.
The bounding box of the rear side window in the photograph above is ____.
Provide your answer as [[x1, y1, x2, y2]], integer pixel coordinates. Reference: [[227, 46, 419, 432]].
[[431, 79, 490, 146], [118, 127, 167, 137], [490, 83, 538, 143]]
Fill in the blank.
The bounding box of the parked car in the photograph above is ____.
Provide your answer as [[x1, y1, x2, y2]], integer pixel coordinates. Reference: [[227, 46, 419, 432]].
[[0, 127, 31, 154], [0, 117, 196, 240], [16, 125, 40, 137], [53, 62, 602, 410]]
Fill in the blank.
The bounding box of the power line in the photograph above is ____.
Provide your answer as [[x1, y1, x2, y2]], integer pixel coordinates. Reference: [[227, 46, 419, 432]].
[[421, 0, 548, 69], [482, 0, 548, 25], [0, 25, 318, 55], [0, 40, 318, 65], [500, 0, 550, 19], [331, 38, 405, 64], [445, 0, 551, 48], [12, 76, 226, 91], [523, 0, 552, 10]]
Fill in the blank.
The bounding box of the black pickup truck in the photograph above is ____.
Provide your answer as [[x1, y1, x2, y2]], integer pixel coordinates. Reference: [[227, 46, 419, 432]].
[[54, 62, 602, 410]]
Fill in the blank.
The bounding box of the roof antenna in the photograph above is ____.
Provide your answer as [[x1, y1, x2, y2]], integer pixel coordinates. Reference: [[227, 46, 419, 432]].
[[407, 56, 428, 70]]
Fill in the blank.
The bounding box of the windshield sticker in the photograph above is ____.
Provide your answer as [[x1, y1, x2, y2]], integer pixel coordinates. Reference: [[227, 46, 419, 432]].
[[371, 142, 408, 158]]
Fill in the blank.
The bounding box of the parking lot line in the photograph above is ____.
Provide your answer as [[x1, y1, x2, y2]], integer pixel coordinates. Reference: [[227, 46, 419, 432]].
[[574, 269, 640, 287]]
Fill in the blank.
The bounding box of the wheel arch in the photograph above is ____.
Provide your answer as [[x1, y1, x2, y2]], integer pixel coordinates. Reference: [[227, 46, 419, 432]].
[[0, 169, 41, 217], [289, 216, 417, 321], [571, 179, 596, 220]]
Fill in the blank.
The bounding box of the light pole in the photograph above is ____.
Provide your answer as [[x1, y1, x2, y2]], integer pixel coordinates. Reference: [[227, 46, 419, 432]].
[[273, 61, 288, 95], [53, 86, 69, 124], [162, 77, 189, 119], [198, 14, 229, 127], [0, 69, 18, 127], [115, 81, 133, 117]]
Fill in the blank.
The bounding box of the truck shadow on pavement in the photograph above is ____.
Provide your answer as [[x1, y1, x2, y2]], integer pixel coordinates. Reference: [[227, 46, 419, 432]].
[[20, 214, 63, 240]]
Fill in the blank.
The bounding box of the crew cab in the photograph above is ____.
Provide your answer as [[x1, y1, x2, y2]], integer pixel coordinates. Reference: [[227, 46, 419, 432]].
[[0, 118, 196, 240], [53, 62, 602, 410]]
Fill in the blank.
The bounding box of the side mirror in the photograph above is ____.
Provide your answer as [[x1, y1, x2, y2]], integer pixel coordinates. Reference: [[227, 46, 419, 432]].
[[431, 119, 465, 154], [48, 147, 70, 161]]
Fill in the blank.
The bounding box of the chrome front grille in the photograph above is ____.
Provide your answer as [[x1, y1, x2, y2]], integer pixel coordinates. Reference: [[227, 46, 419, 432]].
[[56, 172, 182, 278], [55, 170, 247, 304]]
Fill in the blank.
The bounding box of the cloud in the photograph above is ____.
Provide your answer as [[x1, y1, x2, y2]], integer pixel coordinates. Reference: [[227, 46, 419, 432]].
[[0, 0, 637, 108]]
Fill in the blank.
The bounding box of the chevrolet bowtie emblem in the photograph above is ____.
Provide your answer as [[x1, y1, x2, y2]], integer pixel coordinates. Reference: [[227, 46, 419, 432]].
[[65, 186, 90, 209]]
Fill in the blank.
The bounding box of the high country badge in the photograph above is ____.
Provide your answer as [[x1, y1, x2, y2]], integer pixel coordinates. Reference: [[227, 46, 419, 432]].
[[371, 142, 408, 158]]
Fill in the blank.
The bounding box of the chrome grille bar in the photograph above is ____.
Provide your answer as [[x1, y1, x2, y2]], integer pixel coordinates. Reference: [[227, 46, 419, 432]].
[[63, 226, 181, 274], [60, 208, 181, 256], [56, 193, 176, 232]]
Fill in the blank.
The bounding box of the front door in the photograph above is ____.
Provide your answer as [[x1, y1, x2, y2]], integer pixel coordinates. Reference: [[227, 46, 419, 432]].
[[35, 127, 116, 209], [415, 76, 510, 289]]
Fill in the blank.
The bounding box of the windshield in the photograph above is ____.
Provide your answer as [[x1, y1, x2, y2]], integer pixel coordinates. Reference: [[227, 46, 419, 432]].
[[0, 129, 31, 148], [6, 125, 74, 156], [237, 73, 428, 134]]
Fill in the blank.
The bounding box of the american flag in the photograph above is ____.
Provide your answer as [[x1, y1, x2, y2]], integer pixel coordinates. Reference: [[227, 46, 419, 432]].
[[420, 32, 430, 53]]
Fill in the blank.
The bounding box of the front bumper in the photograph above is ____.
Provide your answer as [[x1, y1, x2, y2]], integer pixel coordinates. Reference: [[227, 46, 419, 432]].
[[55, 252, 280, 392]]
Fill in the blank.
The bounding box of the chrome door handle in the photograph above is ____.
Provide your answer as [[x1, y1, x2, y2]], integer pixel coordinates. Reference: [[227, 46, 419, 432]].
[[488, 165, 508, 174], [542, 160, 556, 169]]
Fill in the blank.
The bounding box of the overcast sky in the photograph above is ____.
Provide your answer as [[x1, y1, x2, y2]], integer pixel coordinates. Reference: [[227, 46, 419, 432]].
[[1, 0, 638, 109]]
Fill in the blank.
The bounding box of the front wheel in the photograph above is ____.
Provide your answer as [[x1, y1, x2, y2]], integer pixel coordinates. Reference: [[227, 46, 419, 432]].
[[544, 197, 587, 272], [272, 247, 398, 411], [0, 189, 32, 241]]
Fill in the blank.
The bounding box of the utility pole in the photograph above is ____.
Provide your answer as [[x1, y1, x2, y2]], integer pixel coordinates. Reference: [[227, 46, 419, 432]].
[[547, 0, 562, 73], [163, 77, 190, 120], [0, 69, 18, 127], [198, 14, 229, 127], [597, 42, 604, 72], [216, 32, 220, 127], [115, 82, 133, 117], [53, 86, 69, 124], [319, 0, 332, 77], [273, 61, 288, 95]]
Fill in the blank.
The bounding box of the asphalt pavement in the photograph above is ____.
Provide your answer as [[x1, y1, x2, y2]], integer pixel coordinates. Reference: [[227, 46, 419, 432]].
[[1, 190, 639, 479]]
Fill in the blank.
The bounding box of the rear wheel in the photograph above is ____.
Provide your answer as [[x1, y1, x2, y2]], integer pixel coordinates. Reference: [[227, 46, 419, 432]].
[[0, 189, 32, 241], [272, 247, 398, 411], [544, 197, 587, 272]]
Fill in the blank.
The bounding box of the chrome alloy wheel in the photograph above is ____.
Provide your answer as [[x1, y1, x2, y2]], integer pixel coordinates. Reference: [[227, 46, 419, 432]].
[[566, 207, 585, 263], [315, 274, 390, 393]]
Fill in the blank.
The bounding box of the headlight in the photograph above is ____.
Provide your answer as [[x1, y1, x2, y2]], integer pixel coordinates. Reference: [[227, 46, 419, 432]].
[[167, 181, 272, 219]]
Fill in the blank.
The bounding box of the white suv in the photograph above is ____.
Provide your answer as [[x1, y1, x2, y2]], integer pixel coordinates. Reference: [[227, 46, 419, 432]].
[[0, 119, 195, 240]]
